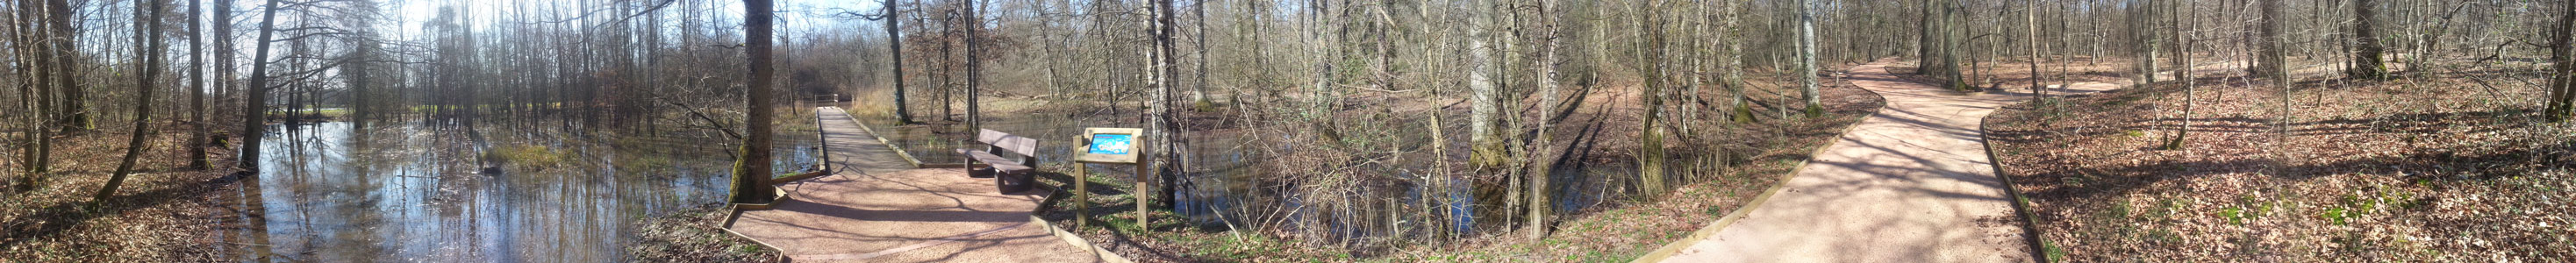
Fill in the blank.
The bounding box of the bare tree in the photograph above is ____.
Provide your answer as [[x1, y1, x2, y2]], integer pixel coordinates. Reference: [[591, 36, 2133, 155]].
[[1136, 0, 1184, 230], [2025, 0, 2045, 99], [2261, 0, 2289, 137], [239, 0, 281, 172], [1919, 0, 1970, 90], [887, 0, 914, 124], [1470, 0, 1506, 169], [733, 0, 779, 204], [1525, 0, 1562, 240], [2549, 0, 2576, 122], [97, 0, 168, 204], [966, 0, 983, 132], [188, 0, 208, 170], [1797, 0, 1820, 116], [1638, 0, 1668, 195], [42, 0, 86, 131], [2165, 0, 2196, 150], [2349, 0, 2388, 80]]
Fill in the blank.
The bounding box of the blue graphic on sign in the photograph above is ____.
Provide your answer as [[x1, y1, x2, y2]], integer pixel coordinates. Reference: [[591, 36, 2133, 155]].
[[1090, 134, 1133, 155]]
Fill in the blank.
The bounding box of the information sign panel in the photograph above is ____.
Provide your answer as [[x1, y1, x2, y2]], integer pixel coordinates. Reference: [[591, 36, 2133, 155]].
[[1076, 127, 1143, 164]]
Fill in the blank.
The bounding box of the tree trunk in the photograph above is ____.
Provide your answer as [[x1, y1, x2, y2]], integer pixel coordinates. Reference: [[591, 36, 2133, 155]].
[[1798, 0, 1821, 116], [1144, 0, 1181, 228], [2165, 0, 2195, 150], [2027, 0, 2046, 99], [13, 0, 54, 190], [2547, 0, 2576, 122], [1192, 0, 1211, 108], [887, 0, 913, 124], [1468, 0, 1506, 169], [2260, 0, 2290, 137], [733, 0, 779, 204], [99, 0, 168, 204], [1638, 0, 1667, 195], [1525, 0, 1563, 240], [239, 0, 281, 172], [2256, 0, 2286, 81], [189, 0, 208, 170], [43, 0, 87, 131], [967, 0, 983, 134], [939, 7, 955, 122], [2349, 0, 2388, 80], [1919, 0, 1970, 90]]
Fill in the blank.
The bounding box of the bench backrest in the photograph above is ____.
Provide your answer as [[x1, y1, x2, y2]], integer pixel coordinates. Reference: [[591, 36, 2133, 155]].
[[977, 129, 1040, 156]]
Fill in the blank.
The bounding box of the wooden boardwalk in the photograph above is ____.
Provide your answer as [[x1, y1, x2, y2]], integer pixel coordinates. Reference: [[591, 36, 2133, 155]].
[[726, 107, 1106, 263]]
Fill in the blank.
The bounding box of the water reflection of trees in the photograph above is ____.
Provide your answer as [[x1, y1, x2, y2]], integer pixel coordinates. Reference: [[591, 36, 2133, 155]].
[[240, 117, 819, 261]]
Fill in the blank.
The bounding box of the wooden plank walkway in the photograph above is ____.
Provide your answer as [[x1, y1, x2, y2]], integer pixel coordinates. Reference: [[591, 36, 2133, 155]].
[[726, 107, 1104, 263]]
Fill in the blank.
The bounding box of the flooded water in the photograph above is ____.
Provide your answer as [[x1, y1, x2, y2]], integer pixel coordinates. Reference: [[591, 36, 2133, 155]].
[[230, 119, 815, 262], [848, 110, 1634, 237]]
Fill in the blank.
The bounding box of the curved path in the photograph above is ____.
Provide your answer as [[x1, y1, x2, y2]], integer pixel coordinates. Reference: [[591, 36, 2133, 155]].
[[1653, 59, 2125, 262]]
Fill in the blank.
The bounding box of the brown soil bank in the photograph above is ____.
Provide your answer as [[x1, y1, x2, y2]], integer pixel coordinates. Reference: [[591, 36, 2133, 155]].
[[1988, 66, 2576, 261]]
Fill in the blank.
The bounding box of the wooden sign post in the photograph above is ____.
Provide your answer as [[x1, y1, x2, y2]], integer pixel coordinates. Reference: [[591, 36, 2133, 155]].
[[1072, 127, 1144, 230]]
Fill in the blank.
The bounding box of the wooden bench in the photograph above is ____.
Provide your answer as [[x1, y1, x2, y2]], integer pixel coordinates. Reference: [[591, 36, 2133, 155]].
[[956, 129, 1040, 193]]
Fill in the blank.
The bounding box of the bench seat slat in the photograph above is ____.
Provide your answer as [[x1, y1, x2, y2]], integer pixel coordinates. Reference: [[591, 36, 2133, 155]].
[[977, 129, 1040, 156], [955, 149, 1034, 173]]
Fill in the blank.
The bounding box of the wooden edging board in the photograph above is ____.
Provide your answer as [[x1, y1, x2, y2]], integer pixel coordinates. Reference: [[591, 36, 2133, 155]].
[[1031, 215, 1133, 263], [719, 187, 797, 260], [1979, 102, 2054, 263], [769, 170, 831, 185], [1629, 69, 1883, 263]]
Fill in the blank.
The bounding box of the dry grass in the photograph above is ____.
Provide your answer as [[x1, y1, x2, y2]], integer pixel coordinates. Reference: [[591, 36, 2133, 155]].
[[1988, 59, 2576, 261]]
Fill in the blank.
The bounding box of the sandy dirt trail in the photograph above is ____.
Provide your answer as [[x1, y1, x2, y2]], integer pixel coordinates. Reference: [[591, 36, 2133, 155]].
[[1656, 59, 2126, 262]]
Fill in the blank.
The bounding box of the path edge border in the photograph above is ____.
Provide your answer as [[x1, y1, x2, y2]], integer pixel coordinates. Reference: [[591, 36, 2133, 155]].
[[1629, 61, 1888, 263], [1979, 100, 2054, 263], [1031, 215, 1134, 263]]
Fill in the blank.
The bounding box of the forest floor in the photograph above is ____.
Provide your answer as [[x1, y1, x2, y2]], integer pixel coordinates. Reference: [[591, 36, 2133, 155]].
[[1987, 58, 2576, 261], [625, 203, 784, 262], [952, 62, 1887, 262], [0, 123, 240, 261]]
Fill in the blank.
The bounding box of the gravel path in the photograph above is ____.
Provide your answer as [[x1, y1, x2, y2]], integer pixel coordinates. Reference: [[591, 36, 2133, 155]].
[[1656, 59, 2124, 262]]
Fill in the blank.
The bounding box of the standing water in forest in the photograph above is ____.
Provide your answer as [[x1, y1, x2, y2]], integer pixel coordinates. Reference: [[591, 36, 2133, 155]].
[[225, 118, 814, 261]]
